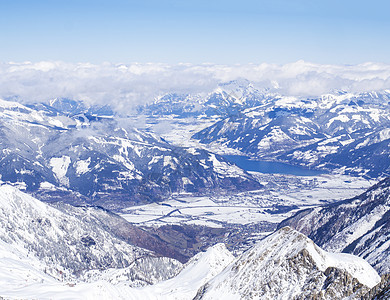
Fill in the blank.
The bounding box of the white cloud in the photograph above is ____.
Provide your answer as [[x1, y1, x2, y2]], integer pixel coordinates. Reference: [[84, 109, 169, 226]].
[[1, 60, 390, 113]]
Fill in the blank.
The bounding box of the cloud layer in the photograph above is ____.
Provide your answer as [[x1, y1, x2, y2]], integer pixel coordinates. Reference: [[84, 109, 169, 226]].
[[1, 61, 390, 112]]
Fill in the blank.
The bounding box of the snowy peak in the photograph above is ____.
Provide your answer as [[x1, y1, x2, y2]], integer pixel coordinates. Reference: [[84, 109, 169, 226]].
[[179, 243, 235, 283], [129, 243, 235, 300], [195, 227, 380, 299], [0, 214, 381, 299], [250, 227, 379, 288], [280, 176, 390, 275]]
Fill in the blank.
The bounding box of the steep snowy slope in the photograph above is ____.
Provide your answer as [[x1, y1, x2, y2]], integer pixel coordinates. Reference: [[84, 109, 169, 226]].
[[0, 185, 181, 283], [280, 177, 390, 275], [0, 226, 380, 300], [289, 179, 390, 274], [0, 242, 234, 300], [125, 243, 235, 300], [194, 227, 379, 300]]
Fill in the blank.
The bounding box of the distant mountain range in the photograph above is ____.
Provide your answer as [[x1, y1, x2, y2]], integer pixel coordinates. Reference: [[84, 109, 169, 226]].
[[1, 198, 383, 300], [140, 82, 390, 178], [0, 97, 260, 211]]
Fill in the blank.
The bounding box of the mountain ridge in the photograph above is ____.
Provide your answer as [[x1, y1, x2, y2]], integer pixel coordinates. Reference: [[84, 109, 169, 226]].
[[279, 177, 390, 275]]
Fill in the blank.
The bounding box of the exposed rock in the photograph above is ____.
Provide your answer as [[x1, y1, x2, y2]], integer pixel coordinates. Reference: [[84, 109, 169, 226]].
[[194, 227, 379, 300], [279, 177, 390, 275]]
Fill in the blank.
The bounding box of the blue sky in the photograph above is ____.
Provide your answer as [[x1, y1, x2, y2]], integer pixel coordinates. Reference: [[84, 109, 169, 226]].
[[1, 0, 389, 64]]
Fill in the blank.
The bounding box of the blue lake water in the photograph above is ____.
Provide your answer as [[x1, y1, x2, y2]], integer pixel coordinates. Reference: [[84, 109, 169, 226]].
[[223, 155, 324, 176]]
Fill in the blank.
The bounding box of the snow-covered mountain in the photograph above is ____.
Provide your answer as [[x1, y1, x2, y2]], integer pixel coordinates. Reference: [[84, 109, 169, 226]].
[[140, 86, 390, 178], [193, 113, 325, 158], [138, 79, 269, 118], [0, 185, 181, 284], [125, 243, 235, 300], [1, 225, 381, 300], [190, 90, 390, 177], [3, 82, 390, 299], [194, 227, 380, 300], [0, 98, 261, 211], [280, 177, 390, 275]]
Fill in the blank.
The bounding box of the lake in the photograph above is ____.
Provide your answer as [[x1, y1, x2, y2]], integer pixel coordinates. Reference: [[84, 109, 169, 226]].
[[223, 155, 324, 176]]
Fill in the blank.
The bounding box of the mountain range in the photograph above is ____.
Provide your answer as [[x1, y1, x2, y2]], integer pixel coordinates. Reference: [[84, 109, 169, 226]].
[[140, 83, 390, 178], [0, 97, 260, 211], [2, 80, 390, 299]]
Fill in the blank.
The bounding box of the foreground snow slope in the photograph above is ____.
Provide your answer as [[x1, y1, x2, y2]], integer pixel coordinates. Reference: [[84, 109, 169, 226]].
[[0, 238, 57, 289], [0, 243, 233, 300], [0, 224, 380, 300], [0, 184, 180, 284], [125, 243, 235, 300]]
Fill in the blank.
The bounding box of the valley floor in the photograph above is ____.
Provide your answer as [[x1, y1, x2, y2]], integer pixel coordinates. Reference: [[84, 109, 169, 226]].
[[120, 173, 375, 228]]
